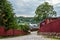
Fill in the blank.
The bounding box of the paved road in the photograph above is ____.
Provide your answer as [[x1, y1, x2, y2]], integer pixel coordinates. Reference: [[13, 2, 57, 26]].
[[0, 31, 53, 40]]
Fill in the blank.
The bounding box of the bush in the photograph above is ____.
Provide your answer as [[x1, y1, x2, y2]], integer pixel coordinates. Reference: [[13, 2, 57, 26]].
[[18, 24, 30, 32]]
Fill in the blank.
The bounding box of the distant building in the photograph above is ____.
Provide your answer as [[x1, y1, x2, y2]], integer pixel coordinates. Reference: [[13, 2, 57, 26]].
[[29, 23, 39, 31], [29, 23, 38, 28]]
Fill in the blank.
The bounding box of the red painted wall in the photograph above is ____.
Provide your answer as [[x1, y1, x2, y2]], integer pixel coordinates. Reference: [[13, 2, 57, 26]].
[[0, 27, 27, 36], [6, 29, 27, 36], [0, 27, 5, 36], [39, 19, 60, 33], [40, 18, 59, 27]]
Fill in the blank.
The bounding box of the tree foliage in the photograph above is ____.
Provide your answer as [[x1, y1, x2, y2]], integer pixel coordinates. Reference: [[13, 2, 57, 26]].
[[17, 16, 37, 23], [0, 0, 18, 30], [35, 2, 56, 22]]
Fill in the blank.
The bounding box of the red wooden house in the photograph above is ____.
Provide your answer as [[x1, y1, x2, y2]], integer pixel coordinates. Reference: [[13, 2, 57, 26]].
[[38, 17, 60, 35], [40, 17, 60, 27]]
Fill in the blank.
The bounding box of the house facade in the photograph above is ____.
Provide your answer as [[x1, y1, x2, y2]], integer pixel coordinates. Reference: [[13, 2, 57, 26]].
[[38, 17, 60, 35], [40, 17, 60, 27]]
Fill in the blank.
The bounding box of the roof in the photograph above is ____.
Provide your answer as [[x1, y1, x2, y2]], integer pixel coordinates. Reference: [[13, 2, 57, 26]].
[[39, 17, 60, 23], [46, 17, 60, 19]]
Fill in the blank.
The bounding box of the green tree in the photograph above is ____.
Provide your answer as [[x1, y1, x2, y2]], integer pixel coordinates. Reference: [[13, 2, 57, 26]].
[[35, 2, 56, 22], [0, 0, 18, 30]]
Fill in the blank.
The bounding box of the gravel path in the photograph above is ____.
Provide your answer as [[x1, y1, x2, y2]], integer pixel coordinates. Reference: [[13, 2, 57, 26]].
[[0, 31, 53, 40]]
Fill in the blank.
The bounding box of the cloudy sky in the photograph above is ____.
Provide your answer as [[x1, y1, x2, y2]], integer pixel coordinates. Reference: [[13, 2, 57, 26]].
[[8, 0, 60, 17]]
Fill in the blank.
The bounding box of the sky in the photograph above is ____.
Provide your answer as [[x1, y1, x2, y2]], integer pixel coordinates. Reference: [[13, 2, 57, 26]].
[[8, 0, 60, 17]]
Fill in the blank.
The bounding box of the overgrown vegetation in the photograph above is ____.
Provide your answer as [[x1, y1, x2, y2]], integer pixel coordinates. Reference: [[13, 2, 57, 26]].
[[0, 0, 19, 30]]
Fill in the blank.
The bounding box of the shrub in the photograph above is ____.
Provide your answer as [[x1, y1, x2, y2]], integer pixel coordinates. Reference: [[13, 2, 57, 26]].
[[18, 24, 30, 32]]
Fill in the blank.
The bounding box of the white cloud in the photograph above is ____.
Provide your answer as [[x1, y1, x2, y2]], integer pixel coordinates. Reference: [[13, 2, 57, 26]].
[[9, 0, 60, 17], [45, 0, 60, 5], [52, 0, 60, 5], [45, 0, 52, 4], [16, 14, 34, 17]]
